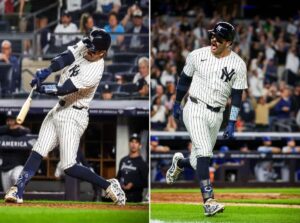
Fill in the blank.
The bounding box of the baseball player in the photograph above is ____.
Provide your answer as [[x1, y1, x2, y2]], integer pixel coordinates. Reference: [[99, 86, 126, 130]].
[[4, 28, 126, 205], [166, 22, 247, 216]]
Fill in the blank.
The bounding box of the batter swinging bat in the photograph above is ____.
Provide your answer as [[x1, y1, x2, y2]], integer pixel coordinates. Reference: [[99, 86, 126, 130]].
[[16, 87, 35, 124]]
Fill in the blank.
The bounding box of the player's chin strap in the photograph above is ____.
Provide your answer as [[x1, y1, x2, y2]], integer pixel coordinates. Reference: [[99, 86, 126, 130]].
[[229, 88, 243, 121]]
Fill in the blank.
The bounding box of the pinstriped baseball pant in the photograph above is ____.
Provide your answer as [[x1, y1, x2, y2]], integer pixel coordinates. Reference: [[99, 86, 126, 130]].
[[32, 104, 89, 170], [183, 98, 223, 170]]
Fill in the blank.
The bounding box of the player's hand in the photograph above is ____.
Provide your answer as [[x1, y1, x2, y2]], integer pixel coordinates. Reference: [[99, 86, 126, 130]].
[[223, 121, 236, 139], [173, 101, 182, 121], [30, 68, 52, 87]]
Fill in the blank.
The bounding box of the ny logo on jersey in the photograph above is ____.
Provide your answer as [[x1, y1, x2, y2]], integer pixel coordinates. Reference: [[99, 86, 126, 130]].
[[220, 67, 235, 82], [69, 64, 80, 77]]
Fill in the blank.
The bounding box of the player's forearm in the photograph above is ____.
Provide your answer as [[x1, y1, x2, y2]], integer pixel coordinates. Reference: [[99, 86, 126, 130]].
[[48, 50, 75, 72], [175, 72, 192, 103], [38, 79, 78, 96], [229, 89, 243, 121]]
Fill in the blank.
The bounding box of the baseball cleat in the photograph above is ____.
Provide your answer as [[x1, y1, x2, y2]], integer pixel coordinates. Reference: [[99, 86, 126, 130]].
[[166, 152, 184, 184], [4, 186, 23, 204], [105, 179, 126, 205], [203, 198, 225, 216]]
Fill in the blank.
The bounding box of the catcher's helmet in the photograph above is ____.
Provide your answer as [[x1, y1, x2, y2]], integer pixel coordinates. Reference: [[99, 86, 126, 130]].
[[83, 28, 111, 52], [208, 22, 235, 42]]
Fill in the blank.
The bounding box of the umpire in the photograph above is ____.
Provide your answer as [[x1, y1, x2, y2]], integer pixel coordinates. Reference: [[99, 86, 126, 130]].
[[117, 133, 148, 202]]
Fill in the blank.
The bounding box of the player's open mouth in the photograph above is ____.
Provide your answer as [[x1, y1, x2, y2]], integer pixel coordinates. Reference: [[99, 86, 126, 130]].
[[211, 41, 218, 51]]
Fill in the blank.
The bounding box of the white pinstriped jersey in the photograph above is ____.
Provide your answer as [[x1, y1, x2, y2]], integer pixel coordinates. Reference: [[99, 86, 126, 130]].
[[183, 46, 248, 107], [58, 40, 104, 108]]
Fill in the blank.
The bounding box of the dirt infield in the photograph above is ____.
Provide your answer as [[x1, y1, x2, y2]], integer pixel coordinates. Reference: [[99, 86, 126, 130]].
[[151, 192, 300, 208], [0, 202, 148, 211], [152, 192, 300, 203]]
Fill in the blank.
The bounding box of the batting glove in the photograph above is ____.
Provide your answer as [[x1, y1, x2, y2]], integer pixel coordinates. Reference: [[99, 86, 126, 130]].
[[173, 101, 182, 121], [30, 68, 52, 87], [223, 120, 236, 139]]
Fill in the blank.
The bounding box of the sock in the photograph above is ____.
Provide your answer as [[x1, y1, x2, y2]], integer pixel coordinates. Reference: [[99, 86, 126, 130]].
[[16, 151, 43, 197], [64, 164, 111, 190], [196, 157, 214, 203], [177, 158, 192, 169]]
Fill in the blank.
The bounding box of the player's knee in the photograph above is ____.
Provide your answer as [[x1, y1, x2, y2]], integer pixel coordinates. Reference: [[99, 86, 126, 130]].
[[62, 162, 76, 173], [32, 142, 48, 157]]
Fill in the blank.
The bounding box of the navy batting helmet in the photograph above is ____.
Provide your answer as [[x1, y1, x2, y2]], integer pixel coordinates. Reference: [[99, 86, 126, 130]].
[[83, 28, 111, 52], [208, 22, 235, 42]]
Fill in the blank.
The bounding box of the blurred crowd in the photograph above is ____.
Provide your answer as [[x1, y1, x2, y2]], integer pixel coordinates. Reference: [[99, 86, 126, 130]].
[[151, 4, 300, 132]]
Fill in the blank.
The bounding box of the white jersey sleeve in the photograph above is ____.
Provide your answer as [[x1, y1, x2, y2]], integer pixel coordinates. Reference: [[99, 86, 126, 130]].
[[68, 41, 86, 59], [70, 60, 104, 89], [183, 52, 196, 77], [232, 60, 248, 90]]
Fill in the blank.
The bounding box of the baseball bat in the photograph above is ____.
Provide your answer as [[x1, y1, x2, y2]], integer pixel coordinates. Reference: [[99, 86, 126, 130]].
[[16, 87, 35, 124]]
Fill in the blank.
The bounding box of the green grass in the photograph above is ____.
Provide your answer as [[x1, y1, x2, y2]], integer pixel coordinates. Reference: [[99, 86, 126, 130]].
[[222, 198, 300, 205], [152, 188, 300, 194], [151, 203, 300, 223], [0, 202, 148, 223]]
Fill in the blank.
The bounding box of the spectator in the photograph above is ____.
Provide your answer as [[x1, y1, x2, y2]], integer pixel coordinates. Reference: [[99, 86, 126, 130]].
[[152, 84, 167, 105], [0, 111, 30, 192], [0, 40, 21, 92], [284, 45, 300, 86], [282, 138, 300, 153], [104, 12, 125, 45], [136, 78, 149, 98], [274, 87, 292, 119], [54, 11, 78, 46], [125, 9, 149, 49], [117, 133, 148, 202], [96, 0, 121, 14], [257, 137, 281, 153], [133, 57, 150, 85], [240, 91, 255, 125], [265, 59, 278, 83], [249, 52, 266, 98], [38, 17, 51, 54], [79, 13, 95, 36], [291, 84, 300, 114], [101, 84, 113, 100], [251, 95, 280, 131], [150, 136, 170, 152], [160, 62, 176, 87], [151, 96, 167, 130]]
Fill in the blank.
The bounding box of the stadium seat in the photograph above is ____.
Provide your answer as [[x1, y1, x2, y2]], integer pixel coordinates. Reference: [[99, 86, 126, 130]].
[[93, 13, 108, 28], [97, 82, 120, 93], [0, 21, 9, 31], [114, 72, 135, 82], [105, 63, 133, 74], [130, 65, 139, 73], [112, 92, 130, 99], [0, 64, 13, 98], [112, 53, 138, 64], [118, 83, 138, 94], [101, 72, 113, 82]]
